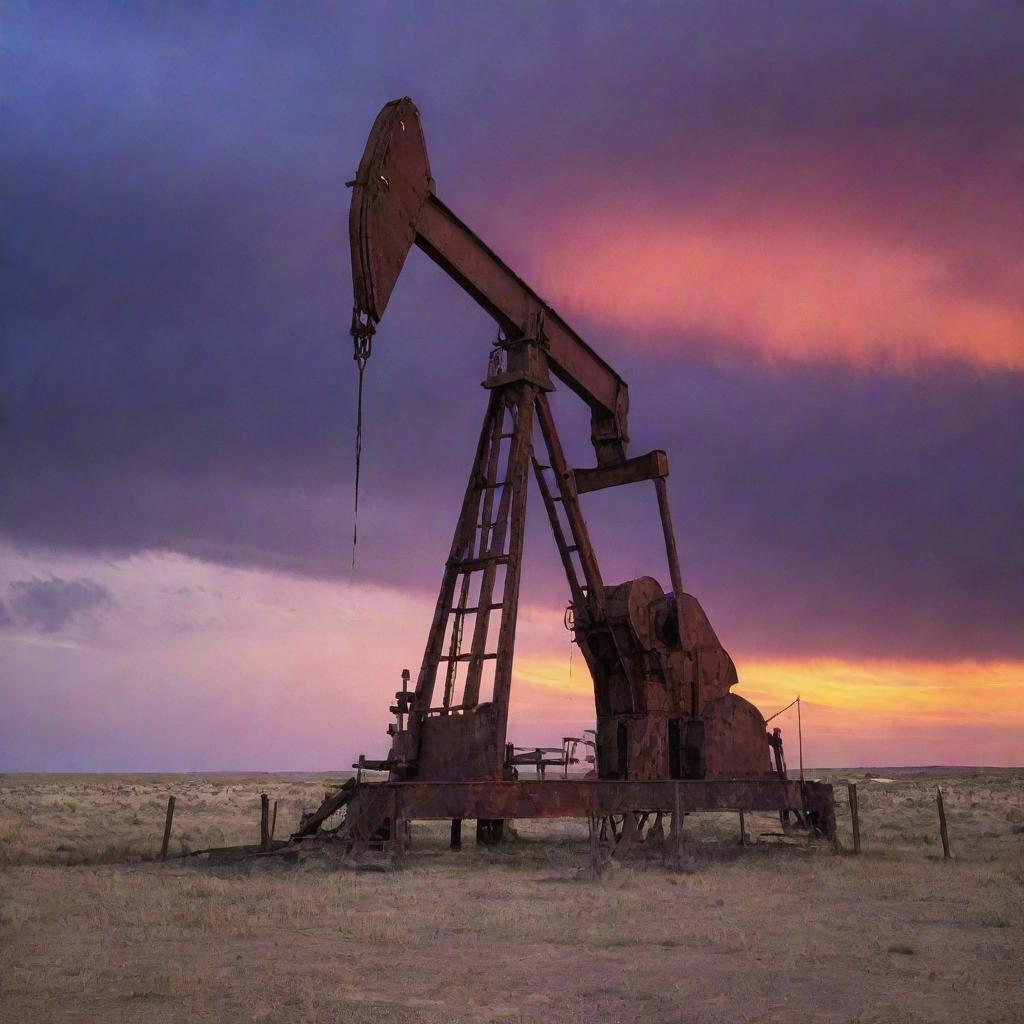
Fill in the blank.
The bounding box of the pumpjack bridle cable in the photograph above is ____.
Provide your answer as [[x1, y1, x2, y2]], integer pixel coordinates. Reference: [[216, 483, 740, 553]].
[[351, 310, 375, 568]]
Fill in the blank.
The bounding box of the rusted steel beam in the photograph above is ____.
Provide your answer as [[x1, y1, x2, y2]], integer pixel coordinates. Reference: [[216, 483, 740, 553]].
[[461, 394, 511, 707], [347, 778, 833, 823], [573, 450, 668, 495], [293, 777, 356, 838], [416, 196, 628, 464], [348, 98, 629, 464], [412, 390, 502, 721], [614, 811, 640, 856], [534, 392, 606, 619], [531, 452, 588, 610], [464, 386, 534, 710], [654, 475, 690, 664], [443, 570, 472, 712], [390, 789, 405, 863], [490, 384, 537, 763], [671, 782, 683, 863], [822, 785, 839, 849], [588, 813, 602, 879]]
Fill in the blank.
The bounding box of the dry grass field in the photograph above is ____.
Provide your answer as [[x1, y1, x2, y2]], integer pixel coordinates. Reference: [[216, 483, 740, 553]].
[[1, 769, 1021, 1023]]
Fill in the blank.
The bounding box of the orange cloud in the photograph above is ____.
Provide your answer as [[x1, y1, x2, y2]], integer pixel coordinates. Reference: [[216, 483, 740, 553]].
[[738, 657, 1024, 726], [508, 653, 1024, 766], [528, 207, 1024, 372], [514, 653, 1024, 726]]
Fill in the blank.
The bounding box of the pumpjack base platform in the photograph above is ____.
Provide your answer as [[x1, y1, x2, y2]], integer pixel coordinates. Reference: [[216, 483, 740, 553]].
[[340, 777, 837, 847]]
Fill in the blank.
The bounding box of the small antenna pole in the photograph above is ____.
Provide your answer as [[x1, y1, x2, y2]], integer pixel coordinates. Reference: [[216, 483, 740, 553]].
[[797, 695, 804, 783]]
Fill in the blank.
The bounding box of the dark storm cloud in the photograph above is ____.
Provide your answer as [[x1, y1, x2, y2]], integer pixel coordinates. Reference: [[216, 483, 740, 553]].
[[2, 2, 1022, 658], [6, 576, 112, 633]]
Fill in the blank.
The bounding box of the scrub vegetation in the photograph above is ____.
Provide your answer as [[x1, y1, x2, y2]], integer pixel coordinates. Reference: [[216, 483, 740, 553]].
[[1, 769, 1021, 1023]]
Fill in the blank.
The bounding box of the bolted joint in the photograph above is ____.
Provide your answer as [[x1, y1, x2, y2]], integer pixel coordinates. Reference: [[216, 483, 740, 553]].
[[483, 332, 554, 392]]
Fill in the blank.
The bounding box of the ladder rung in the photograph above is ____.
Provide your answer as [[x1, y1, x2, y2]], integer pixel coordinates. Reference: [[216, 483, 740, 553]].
[[534, 463, 552, 471], [450, 554, 510, 573], [445, 603, 503, 615], [438, 652, 498, 663], [481, 480, 510, 490], [566, 545, 579, 553]]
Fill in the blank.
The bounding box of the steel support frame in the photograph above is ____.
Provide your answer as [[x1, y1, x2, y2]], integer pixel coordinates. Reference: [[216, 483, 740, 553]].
[[347, 778, 837, 842], [402, 361, 538, 780]]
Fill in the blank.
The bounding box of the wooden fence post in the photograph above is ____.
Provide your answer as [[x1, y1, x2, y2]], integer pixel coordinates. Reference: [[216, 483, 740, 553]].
[[848, 783, 861, 854], [260, 793, 270, 852], [739, 809, 747, 846], [269, 800, 278, 842], [159, 795, 176, 861], [937, 788, 951, 860]]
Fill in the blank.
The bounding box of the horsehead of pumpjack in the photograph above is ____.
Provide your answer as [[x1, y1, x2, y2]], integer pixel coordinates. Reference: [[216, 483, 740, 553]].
[[348, 97, 777, 786]]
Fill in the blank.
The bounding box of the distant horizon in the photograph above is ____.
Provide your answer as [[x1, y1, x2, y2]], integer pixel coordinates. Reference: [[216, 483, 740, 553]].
[[3, 764, 1021, 776]]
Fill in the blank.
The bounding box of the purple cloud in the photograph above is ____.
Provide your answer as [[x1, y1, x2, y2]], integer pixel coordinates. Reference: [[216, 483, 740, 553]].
[[1, 1, 1021, 662], [7, 577, 113, 633]]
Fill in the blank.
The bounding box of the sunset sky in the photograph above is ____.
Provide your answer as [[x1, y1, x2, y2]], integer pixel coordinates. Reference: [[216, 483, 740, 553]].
[[2, 2, 1022, 770]]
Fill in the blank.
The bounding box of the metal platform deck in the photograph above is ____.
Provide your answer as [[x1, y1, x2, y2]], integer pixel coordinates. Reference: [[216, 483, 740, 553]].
[[341, 777, 837, 848]]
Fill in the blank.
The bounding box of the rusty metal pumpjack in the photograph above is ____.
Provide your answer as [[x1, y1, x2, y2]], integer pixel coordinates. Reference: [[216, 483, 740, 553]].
[[305, 98, 836, 851]]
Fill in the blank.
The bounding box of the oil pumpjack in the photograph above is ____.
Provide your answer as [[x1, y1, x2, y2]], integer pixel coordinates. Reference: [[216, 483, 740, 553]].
[[296, 99, 835, 850]]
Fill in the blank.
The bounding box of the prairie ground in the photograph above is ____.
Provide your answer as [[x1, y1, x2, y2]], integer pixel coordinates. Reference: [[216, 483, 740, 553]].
[[1, 768, 1021, 1023]]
